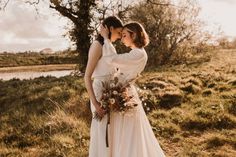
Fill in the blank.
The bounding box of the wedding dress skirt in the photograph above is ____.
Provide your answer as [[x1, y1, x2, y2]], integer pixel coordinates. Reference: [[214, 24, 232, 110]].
[[89, 76, 110, 157], [109, 85, 165, 157]]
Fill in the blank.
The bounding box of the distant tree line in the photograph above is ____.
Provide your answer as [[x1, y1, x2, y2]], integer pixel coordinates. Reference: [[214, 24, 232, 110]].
[[217, 37, 236, 49], [0, 51, 78, 67]]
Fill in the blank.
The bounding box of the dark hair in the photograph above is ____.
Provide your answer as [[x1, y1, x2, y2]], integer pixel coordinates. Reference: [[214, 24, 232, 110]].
[[124, 22, 149, 48], [96, 16, 123, 45]]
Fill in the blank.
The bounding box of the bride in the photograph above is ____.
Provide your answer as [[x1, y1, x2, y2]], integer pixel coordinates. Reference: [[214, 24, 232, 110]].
[[99, 22, 166, 157], [84, 16, 123, 157]]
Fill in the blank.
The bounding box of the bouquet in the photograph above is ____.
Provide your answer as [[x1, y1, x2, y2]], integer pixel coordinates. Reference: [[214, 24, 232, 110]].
[[93, 76, 138, 120]]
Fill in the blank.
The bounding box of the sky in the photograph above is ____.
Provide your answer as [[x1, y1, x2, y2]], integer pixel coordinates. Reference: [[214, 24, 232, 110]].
[[0, 0, 236, 52], [197, 0, 236, 40], [0, 0, 71, 52]]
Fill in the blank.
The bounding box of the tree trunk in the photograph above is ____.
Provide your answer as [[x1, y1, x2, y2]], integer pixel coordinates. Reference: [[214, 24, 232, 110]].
[[75, 0, 94, 72]]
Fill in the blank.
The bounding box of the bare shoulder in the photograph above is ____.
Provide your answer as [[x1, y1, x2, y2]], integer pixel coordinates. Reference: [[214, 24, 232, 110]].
[[88, 40, 102, 58], [90, 40, 102, 50]]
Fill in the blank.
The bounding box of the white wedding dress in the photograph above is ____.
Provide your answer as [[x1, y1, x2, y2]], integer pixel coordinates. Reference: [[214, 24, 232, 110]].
[[88, 39, 165, 157], [89, 40, 117, 157]]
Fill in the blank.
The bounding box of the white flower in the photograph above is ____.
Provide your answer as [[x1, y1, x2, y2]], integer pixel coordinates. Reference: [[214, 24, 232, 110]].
[[110, 83, 116, 88], [144, 103, 147, 106], [147, 107, 150, 111], [109, 98, 116, 104], [124, 103, 127, 106], [136, 87, 141, 92], [112, 90, 118, 95]]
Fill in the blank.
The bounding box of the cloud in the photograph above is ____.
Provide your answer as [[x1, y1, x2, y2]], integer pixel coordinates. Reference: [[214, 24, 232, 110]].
[[0, 1, 70, 52]]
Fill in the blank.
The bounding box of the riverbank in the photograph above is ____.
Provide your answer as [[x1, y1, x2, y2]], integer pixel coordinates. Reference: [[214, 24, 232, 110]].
[[0, 64, 77, 73]]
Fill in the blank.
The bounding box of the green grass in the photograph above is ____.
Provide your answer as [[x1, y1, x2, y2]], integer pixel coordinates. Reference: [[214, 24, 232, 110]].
[[0, 52, 78, 68], [0, 49, 235, 156]]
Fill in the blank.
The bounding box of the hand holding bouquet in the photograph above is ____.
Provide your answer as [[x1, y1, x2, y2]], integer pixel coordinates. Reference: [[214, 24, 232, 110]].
[[93, 76, 138, 120]]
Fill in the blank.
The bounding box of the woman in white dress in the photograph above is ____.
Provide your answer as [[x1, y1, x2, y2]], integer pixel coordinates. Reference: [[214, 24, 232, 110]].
[[100, 22, 166, 157], [84, 16, 123, 157]]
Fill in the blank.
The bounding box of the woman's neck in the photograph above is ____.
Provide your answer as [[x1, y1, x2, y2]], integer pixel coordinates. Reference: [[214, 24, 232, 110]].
[[131, 45, 138, 49]]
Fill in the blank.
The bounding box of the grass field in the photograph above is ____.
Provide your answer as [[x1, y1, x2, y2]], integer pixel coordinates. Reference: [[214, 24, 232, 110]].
[[0, 49, 235, 157]]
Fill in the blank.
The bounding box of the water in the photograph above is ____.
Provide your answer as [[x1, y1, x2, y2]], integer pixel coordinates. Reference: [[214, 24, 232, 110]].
[[0, 70, 74, 81]]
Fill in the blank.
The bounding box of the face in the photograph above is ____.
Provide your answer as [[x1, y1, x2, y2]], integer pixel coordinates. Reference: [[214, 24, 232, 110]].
[[110, 27, 123, 42], [121, 28, 134, 48]]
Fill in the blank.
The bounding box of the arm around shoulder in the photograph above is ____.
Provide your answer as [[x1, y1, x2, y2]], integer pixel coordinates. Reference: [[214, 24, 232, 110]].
[[102, 39, 117, 57], [103, 48, 145, 68]]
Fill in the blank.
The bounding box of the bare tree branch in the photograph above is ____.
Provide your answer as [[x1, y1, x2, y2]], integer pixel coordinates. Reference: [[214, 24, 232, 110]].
[[1, 0, 41, 11], [91, 0, 115, 35], [64, 0, 79, 17], [25, 0, 40, 5], [146, 0, 185, 9], [99, 0, 113, 20], [50, 4, 78, 23], [0, 0, 10, 10], [146, 0, 173, 6]]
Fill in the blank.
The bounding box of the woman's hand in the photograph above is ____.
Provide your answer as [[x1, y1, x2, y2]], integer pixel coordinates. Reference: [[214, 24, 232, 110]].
[[94, 101, 106, 118], [99, 24, 109, 39]]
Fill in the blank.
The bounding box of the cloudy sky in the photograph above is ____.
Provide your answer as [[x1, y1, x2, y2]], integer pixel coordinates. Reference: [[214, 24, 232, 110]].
[[0, 0, 236, 52], [0, 0, 71, 52]]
